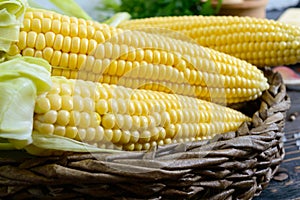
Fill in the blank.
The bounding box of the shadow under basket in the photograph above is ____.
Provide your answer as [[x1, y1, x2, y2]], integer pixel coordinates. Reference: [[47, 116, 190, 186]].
[[0, 68, 291, 200]]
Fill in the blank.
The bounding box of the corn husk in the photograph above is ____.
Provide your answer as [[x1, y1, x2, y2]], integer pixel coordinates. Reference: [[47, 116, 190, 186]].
[[0, 0, 27, 53]]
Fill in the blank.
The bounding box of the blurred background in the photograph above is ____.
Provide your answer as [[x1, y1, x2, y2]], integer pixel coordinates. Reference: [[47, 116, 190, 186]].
[[30, 0, 300, 21], [266, 0, 300, 19]]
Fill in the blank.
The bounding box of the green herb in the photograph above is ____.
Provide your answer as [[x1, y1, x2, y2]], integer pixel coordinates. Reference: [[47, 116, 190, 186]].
[[97, 0, 222, 21], [201, 0, 223, 16]]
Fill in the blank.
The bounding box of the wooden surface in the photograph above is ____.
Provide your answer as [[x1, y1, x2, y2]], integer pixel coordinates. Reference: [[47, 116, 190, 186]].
[[259, 7, 300, 200], [255, 90, 300, 200]]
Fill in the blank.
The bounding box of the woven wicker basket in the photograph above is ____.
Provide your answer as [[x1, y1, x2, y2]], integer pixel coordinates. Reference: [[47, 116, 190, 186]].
[[0, 68, 290, 200]]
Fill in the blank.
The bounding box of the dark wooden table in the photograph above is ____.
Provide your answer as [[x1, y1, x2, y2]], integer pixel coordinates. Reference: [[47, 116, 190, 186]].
[[256, 7, 300, 200], [255, 90, 300, 200]]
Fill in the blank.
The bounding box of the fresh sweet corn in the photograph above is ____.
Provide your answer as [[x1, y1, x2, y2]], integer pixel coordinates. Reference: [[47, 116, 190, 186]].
[[33, 77, 251, 151], [118, 15, 300, 67], [7, 9, 269, 104]]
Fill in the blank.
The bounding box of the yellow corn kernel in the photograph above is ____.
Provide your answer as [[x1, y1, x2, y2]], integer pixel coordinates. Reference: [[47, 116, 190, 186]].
[[45, 32, 55, 47], [22, 47, 35, 57]]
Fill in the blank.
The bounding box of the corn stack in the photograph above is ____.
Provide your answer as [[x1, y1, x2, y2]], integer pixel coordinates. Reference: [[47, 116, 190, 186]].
[[0, 4, 274, 154]]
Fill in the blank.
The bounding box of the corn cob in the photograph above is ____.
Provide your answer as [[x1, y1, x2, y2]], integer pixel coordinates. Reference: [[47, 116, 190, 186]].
[[117, 15, 300, 67], [6, 8, 269, 104], [33, 76, 251, 151]]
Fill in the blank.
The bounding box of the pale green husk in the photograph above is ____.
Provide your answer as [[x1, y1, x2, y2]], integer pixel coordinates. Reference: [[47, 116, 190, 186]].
[[0, 0, 27, 53], [28, 133, 122, 154], [0, 56, 52, 149], [48, 0, 92, 20], [104, 12, 131, 27]]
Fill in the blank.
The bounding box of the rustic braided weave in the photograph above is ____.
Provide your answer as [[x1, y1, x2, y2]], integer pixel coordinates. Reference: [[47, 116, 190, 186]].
[[0, 68, 290, 200]]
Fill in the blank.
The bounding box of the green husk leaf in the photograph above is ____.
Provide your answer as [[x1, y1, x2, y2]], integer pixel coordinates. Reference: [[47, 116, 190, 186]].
[[49, 0, 92, 20], [0, 142, 16, 150], [0, 56, 52, 149], [104, 12, 131, 27], [0, 0, 27, 52], [27, 0, 45, 9], [29, 133, 122, 154]]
